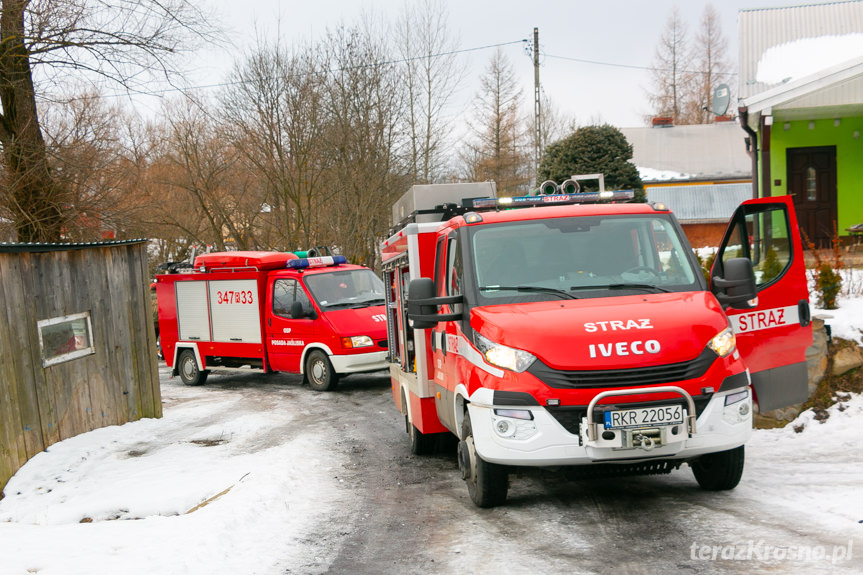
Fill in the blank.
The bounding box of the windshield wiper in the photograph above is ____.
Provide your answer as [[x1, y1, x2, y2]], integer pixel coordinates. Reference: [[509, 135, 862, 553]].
[[606, 283, 671, 293], [479, 285, 578, 300], [568, 283, 671, 293]]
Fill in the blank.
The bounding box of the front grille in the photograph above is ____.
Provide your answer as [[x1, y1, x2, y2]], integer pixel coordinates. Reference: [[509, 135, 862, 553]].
[[528, 347, 717, 389], [546, 395, 712, 437]]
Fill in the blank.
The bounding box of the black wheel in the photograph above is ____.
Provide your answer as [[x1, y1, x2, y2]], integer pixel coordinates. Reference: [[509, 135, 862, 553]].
[[458, 411, 508, 507], [178, 349, 208, 386], [691, 445, 745, 490], [406, 412, 437, 455], [305, 349, 339, 391]]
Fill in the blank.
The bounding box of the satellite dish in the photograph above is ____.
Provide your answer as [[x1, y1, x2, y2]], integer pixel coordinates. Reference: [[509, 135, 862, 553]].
[[712, 83, 730, 117]]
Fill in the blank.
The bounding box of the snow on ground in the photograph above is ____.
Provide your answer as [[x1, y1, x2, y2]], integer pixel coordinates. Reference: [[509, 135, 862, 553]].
[[0, 383, 347, 575], [0, 287, 861, 574]]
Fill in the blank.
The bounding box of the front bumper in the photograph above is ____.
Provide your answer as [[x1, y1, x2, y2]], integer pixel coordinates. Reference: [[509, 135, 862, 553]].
[[329, 350, 389, 374], [468, 385, 753, 467]]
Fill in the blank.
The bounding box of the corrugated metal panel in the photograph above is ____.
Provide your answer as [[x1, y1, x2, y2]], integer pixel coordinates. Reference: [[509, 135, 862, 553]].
[[739, 1, 863, 100], [621, 124, 751, 181], [0, 238, 147, 253], [646, 183, 753, 222]]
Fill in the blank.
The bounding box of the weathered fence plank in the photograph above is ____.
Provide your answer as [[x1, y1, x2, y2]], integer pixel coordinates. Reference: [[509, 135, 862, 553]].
[[0, 241, 161, 493]]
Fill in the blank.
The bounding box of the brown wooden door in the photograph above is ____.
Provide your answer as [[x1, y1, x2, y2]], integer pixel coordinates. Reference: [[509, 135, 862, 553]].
[[786, 146, 837, 247]]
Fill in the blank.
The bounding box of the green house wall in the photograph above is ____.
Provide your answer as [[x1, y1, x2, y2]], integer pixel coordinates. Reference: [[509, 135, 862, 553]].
[[763, 117, 863, 234]]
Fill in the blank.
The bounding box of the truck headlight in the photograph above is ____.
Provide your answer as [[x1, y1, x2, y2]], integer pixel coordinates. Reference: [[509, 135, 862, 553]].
[[474, 333, 536, 372], [707, 327, 736, 358], [342, 335, 374, 349]]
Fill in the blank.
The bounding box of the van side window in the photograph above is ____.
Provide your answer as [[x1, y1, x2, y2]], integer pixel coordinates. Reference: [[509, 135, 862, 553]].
[[720, 205, 791, 288], [273, 278, 311, 317]]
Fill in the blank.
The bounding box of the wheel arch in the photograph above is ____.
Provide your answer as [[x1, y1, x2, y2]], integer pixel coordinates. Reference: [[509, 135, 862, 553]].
[[299, 343, 334, 375], [172, 343, 203, 376]]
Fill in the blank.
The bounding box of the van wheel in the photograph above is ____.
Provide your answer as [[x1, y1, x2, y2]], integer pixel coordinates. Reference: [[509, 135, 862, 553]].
[[406, 413, 436, 455], [305, 350, 339, 391], [458, 412, 508, 507], [691, 445, 745, 490], [178, 349, 208, 386]]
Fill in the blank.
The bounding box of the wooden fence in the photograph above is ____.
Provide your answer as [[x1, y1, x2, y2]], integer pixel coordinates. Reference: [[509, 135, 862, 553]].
[[0, 240, 161, 494]]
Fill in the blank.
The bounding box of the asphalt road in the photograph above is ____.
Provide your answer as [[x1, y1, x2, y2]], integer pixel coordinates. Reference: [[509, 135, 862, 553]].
[[165, 368, 861, 575]]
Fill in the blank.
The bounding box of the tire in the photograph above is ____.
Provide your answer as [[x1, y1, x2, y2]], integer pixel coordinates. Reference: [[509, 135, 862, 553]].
[[406, 413, 437, 455], [178, 349, 208, 386], [458, 411, 508, 507], [691, 445, 745, 490], [305, 349, 339, 391]]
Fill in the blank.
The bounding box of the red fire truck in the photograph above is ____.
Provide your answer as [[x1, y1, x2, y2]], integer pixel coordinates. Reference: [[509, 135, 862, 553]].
[[155, 251, 388, 390], [381, 182, 812, 507]]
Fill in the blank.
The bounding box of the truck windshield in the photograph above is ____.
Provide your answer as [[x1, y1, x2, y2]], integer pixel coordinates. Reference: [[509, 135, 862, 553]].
[[471, 214, 701, 303], [305, 269, 385, 310]]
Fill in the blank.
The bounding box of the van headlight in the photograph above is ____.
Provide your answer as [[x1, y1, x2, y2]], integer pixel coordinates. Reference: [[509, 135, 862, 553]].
[[708, 327, 736, 358], [474, 333, 536, 372]]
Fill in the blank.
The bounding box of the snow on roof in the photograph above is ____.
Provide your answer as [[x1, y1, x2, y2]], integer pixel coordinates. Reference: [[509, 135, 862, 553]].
[[756, 33, 863, 84], [739, 1, 863, 100]]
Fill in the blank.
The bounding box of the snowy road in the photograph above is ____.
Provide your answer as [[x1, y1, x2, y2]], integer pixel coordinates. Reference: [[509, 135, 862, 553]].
[[1, 367, 861, 575]]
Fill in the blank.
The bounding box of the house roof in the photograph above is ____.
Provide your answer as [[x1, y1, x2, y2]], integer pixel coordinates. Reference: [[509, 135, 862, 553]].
[[739, 1, 863, 100], [738, 1, 863, 125], [620, 123, 751, 183]]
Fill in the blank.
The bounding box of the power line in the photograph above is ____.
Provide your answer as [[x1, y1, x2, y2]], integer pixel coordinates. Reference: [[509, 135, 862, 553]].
[[544, 52, 737, 77], [88, 38, 529, 101]]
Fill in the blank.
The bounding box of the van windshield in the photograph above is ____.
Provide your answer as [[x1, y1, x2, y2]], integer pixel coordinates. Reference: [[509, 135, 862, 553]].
[[470, 214, 702, 303], [305, 269, 385, 310]]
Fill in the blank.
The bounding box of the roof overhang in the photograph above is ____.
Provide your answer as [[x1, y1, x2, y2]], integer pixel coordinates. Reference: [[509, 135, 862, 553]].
[[740, 55, 863, 129]]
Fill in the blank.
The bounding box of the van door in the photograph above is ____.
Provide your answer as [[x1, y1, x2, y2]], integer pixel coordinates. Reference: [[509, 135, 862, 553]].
[[713, 195, 813, 411], [265, 276, 315, 373]]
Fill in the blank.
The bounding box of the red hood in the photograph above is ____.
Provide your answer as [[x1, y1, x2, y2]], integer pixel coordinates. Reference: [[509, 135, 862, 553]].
[[322, 305, 388, 339], [470, 292, 729, 370]]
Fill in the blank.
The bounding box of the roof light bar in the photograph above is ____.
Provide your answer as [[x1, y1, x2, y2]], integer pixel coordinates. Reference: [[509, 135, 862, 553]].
[[287, 255, 348, 269], [471, 190, 634, 210]]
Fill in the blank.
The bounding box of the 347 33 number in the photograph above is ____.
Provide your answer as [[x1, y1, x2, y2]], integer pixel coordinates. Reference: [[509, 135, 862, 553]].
[[216, 290, 254, 305]]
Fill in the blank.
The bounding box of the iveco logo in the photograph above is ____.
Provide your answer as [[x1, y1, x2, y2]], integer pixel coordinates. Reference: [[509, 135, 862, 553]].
[[589, 340, 661, 358]]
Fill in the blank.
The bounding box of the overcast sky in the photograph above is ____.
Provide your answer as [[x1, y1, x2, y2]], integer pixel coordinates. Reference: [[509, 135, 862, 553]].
[[172, 0, 810, 129]]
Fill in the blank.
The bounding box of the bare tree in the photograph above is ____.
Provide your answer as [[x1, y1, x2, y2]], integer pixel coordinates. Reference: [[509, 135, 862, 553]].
[[647, 6, 691, 124], [460, 48, 529, 196], [687, 3, 733, 123], [321, 24, 410, 268], [395, 0, 463, 184], [221, 43, 330, 251], [526, 92, 576, 187], [0, 0, 218, 242]]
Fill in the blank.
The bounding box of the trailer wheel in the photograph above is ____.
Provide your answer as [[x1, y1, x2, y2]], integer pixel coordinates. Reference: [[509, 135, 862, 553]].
[[458, 412, 508, 507], [305, 350, 339, 391], [178, 349, 208, 386], [691, 445, 745, 490]]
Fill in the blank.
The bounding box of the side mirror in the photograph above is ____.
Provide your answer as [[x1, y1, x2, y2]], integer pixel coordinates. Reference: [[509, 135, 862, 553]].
[[290, 301, 317, 320], [712, 257, 757, 309], [407, 278, 439, 329]]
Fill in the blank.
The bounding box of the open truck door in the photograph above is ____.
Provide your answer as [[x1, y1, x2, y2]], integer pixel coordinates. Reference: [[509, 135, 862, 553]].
[[712, 195, 813, 412]]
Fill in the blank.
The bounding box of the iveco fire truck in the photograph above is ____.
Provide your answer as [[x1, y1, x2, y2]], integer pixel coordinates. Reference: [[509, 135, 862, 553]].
[[155, 251, 388, 390], [381, 181, 812, 507]]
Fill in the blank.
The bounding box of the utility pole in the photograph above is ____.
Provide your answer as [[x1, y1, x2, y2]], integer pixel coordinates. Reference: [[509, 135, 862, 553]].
[[533, 27, 541, 178]]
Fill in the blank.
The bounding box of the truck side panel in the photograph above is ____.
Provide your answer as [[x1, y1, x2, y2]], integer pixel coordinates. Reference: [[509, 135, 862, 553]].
[[176, 281, 210, 341]]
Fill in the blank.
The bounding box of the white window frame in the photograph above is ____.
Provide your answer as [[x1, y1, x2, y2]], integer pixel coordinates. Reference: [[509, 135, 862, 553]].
[[37, 311, 95, 367]]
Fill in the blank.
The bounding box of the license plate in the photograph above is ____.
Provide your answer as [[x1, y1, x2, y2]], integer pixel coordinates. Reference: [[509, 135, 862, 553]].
[[604, 404, 684, 430]]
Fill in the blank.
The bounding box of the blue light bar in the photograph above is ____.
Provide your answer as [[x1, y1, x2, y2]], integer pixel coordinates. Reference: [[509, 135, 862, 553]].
[[287, 255, 348, 269], [471, 190, 634, 210]]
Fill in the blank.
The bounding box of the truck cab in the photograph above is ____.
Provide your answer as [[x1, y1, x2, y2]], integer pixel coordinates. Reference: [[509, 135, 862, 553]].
[[382, 184, 812, 507], [156, 251, 388, 390]]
